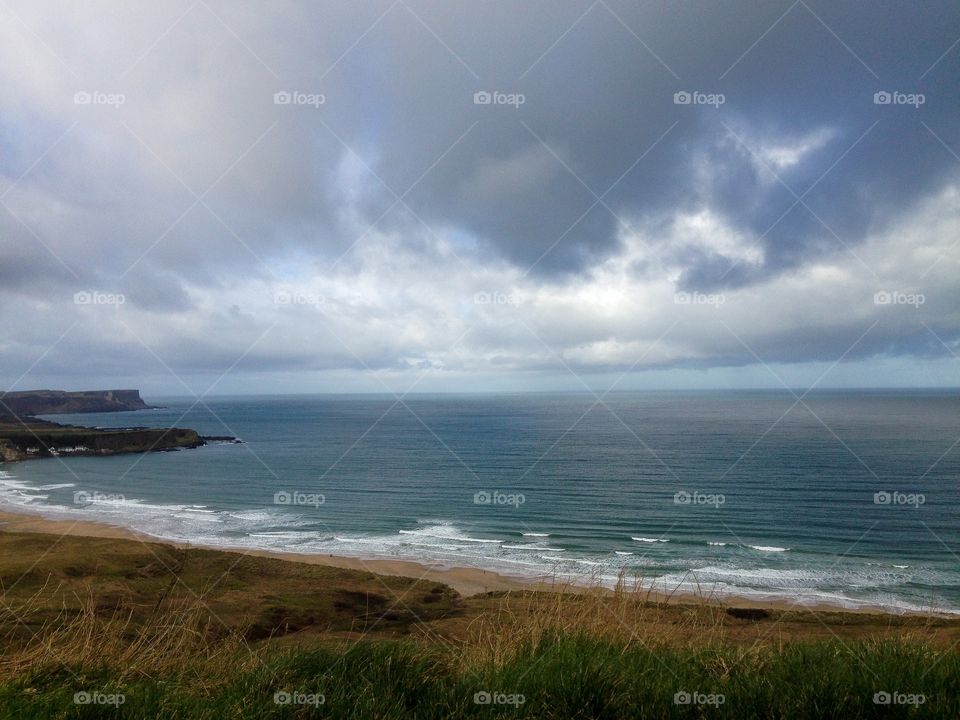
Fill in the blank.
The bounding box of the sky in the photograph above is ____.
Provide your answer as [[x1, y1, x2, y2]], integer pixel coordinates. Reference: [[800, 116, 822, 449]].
[[1, 0, 958, 396]]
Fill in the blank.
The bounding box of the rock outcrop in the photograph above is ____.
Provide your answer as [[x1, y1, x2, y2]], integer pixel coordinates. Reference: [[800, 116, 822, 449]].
[[0, 389, 229, 463], [0, 389, 153, 417], [0, 426, 204, 460]]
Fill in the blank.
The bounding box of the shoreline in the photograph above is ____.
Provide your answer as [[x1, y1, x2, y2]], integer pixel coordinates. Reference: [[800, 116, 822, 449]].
[[0, 506, 543, 597], [0, 504, 953, 618]]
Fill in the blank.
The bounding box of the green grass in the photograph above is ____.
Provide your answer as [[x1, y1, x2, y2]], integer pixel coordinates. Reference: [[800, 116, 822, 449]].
[[3, 529, 958, 718], [2, 634, 957, 719]]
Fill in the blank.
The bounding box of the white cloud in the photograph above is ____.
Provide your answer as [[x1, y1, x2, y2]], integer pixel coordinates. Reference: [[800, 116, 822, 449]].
[[758, 127, 837, 171], [55, 180, 951, 386], [1, 1, 958, 392]]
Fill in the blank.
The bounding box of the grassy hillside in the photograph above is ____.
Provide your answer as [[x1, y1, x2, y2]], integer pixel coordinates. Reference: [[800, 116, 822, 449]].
[[1, 529, 958, 718]]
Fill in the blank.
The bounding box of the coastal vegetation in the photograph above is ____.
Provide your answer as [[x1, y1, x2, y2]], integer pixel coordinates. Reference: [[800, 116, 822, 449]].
[[0, 389, 227, 461], [1, 528, 957, 718]]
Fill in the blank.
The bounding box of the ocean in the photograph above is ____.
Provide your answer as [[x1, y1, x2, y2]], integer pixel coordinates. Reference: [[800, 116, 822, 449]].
[[1, 391, 958, 613]]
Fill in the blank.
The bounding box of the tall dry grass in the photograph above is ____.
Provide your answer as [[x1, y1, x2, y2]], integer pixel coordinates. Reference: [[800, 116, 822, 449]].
[[455, 571, 737, 668], [0, 587, 259, 683]]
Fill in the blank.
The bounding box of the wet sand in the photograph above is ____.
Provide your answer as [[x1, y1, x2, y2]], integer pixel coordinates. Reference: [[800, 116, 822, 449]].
[[0, 506, 944, 615], [0, 508, 552, 596]]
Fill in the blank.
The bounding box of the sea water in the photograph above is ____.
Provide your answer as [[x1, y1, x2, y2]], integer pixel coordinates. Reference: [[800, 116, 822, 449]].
[[2, 391, 958, 613]]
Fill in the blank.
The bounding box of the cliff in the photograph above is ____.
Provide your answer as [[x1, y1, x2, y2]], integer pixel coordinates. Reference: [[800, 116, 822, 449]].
[[0, 389, 153, 417], [0, 426, 203, 461], [0, 389, 232, 463]]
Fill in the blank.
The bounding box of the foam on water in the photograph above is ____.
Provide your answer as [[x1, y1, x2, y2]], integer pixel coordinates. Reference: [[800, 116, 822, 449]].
[[646, 570, 957, 615], [749, 545, 789, 552], [1, 464, 958, 615], [0, 473, 62, 508], [398, 524, 503, 544]]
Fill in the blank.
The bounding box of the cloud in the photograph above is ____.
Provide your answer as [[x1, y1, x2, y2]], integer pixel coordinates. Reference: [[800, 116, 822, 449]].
[[0, 0, 958, 391]]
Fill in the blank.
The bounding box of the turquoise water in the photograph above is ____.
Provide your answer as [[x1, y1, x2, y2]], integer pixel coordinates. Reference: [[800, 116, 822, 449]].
[[2, 391, 958, 613]]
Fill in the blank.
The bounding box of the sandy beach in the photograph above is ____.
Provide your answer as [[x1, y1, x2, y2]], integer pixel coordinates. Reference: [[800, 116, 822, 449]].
[[0, 507, 553, 596], [3, 497, 960, 720], [0, 505, 945, 616]]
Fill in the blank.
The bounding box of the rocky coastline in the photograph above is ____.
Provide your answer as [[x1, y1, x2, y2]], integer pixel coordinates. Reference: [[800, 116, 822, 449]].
[[0, 389, 237, 462]]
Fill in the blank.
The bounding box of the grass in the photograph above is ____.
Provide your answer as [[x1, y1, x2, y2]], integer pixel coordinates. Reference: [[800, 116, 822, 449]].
[[1, 529, 959, 718], [4, 634, 958, 718]]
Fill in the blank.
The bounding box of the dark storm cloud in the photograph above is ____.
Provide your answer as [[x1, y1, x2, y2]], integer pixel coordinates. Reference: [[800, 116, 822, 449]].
[[4, 0, 959, 286], [340, 0, 960, 283], [0, 0, 958, 387]]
